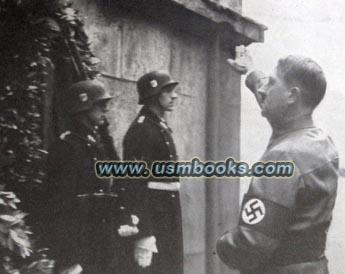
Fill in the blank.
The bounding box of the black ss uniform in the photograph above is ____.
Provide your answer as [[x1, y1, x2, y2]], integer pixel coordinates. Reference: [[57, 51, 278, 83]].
[[46, 121, 131, 274], [123, 106, 184, 274]]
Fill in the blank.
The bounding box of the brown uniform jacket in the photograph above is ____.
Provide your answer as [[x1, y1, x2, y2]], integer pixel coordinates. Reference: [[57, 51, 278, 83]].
[[217, 72, 339, 274]]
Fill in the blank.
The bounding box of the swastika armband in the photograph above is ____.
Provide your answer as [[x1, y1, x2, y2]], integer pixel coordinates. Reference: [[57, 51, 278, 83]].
[[239, 194, 291, 239]]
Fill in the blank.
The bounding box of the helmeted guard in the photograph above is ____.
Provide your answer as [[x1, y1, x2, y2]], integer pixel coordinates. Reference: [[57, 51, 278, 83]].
[[46, 79, 138, 274], [123, 71, 184, 274]]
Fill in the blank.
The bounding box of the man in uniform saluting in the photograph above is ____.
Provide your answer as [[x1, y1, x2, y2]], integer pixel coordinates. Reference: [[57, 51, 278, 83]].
[[217, 48, 339, 274], [123, 71, 183, 274]]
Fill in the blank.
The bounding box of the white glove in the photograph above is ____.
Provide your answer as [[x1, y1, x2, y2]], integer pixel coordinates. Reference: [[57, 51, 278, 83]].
[[117, 215, 140, 237], [134, 236, 158, 268], [59, 264, 83, 274], [134, 247, 153, 268], [118, 225, 139, 237]]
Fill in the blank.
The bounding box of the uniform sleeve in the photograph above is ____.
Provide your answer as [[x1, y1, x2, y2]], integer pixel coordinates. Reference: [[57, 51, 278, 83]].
[[39, 140, 82, 250], [99, 121, 120, 161], [217, 150, 300, 271], [123, 124, 154, 164], [245, 70, 267, 93], [122, 125, 154, 238], [123, 127, 140, 161], [245, 70, 268, 109], [47, 140, 81, 202]]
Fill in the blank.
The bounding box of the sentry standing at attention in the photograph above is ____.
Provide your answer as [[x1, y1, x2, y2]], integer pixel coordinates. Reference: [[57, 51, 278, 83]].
[[123, 71, 183, 274]]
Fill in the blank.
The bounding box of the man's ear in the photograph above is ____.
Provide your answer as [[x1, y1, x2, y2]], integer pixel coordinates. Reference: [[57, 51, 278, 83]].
[[287, 86, 300, 105]]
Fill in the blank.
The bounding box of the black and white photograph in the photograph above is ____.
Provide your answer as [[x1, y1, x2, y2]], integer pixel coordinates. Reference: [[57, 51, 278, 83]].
[[0, 0, 343, 273]]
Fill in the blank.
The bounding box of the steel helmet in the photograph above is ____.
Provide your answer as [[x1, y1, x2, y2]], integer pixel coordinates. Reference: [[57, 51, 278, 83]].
[[137, 70, 178, 105], [66, 79, 113, 113]]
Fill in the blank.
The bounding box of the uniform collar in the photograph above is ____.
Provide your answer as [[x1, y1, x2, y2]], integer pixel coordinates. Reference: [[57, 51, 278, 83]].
[[268, 115, 315, 146], [67, 118, 99, 144], [140, 106, 161, 122], [139, 106, 171, 132]]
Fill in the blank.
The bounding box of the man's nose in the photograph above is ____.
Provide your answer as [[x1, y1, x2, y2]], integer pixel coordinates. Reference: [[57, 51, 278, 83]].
[[171, 90, 178, 99], [103, 103, 110, 112]]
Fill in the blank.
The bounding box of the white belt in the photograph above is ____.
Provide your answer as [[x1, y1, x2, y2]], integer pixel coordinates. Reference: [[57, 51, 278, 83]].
[[147, 182, 180, 191]]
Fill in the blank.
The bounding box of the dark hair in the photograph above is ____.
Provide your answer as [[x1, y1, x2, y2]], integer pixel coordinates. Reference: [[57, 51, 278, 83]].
[[277, 55, 327, 109], [141, 93, 159, 106]]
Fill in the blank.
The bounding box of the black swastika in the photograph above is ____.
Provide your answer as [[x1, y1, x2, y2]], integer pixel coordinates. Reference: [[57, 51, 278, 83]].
[[244, 200, 264, 222]]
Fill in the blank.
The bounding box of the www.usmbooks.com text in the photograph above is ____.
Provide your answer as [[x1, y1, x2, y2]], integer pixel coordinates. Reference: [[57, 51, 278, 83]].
[[95, 158, 294, 178]]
